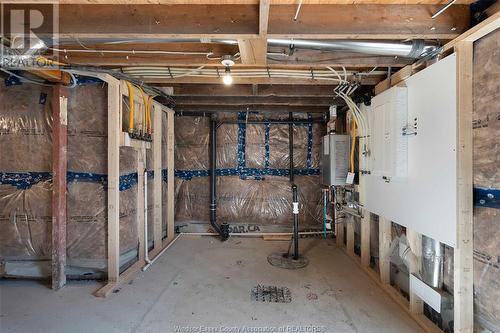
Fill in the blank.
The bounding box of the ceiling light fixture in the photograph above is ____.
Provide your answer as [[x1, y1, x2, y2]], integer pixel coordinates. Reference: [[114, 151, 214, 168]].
[[223, 67, 233, 85], [221, 55, 235, 85]]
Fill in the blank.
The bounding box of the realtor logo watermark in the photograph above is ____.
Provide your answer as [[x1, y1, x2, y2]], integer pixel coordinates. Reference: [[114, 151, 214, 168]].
[[1, 1, 59, 69]]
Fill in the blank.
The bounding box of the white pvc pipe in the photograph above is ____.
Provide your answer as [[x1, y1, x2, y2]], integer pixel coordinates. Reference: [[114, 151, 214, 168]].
[[140, 230, 329, 272], [180, 231, 329, 237], [142, 233, 183, 272], [144, 169, 151, 266]]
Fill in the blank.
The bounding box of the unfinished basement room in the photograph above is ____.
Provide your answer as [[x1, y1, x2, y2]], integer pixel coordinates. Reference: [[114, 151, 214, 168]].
[[0, 1, 498, 333]]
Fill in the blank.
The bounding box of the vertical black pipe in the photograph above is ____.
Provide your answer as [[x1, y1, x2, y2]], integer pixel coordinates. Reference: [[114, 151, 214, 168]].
[[209, 115, 229, 240], [288, 112, 294, 182], [292, 185, 299, 260], [209, 115, 219, 233]]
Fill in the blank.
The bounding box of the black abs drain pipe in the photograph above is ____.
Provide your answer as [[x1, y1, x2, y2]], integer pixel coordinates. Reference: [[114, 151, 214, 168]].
[[209, 114, 229, 241], [292, 185, 300, 260]]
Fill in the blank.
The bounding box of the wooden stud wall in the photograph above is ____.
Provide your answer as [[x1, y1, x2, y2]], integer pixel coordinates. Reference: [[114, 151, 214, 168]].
[[57, 74, 178, 297]]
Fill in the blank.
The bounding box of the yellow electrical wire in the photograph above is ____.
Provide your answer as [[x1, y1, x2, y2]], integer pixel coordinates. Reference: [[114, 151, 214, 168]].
[[138, 87, 148, 134], [350, 118, 357, 173], [139, 87, 154, 134], [147, 96, 154, 134], [125, 82, 135, 132]]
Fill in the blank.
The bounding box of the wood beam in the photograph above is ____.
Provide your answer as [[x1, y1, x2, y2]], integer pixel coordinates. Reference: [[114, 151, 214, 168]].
[[51, 85, 68, 291], [175, 104, 328, 113], [238, 38, 268, 64], [33, 4, 469, 40], [55, 5, 259, 39], [171, 84, 338, 96], [238, 0, 269, 65], [58, 1, 475, 4], [174, 95, 333, 105]]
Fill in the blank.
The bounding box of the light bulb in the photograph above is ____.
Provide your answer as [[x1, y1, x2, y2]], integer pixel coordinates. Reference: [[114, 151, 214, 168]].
[[223, 67, 233, 85]]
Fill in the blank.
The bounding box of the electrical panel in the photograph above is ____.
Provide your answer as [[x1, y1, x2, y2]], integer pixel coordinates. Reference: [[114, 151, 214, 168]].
[[321, 134, 350, 186], [370, 87, 408, 181]]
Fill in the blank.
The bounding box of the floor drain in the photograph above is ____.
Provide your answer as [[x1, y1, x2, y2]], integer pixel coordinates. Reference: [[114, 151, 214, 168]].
[[251, 285, 292, 303]]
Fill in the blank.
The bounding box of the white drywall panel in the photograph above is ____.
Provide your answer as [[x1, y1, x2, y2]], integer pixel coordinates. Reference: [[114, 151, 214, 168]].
[[364, 54, 457, 247]]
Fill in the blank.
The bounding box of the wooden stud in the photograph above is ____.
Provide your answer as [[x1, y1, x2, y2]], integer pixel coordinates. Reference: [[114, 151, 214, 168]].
[[360, 212, 370, 267], [346, 217, 355, 256], [378, 216, 391, 285], [407, 229, 423, 315], [454, 41, 474, 333], [166, 109, 175, 242], [335, 218, 345, 248], [153, 103, 163, 250], [106, 79, 121, 283], [51, 85, 68, 291]]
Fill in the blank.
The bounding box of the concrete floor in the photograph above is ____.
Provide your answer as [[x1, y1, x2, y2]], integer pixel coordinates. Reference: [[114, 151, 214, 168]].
[[1, 236, 421, 333]]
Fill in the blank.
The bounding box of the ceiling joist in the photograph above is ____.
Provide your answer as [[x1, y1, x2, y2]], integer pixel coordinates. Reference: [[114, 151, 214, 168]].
[[171, 84, 349, 96], [57, 1, 475, 4], [45, 4, 469, 40]]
